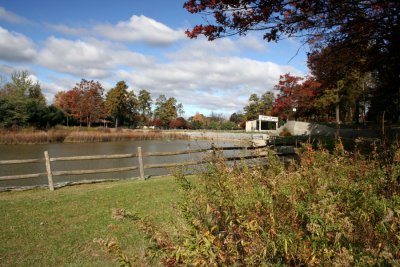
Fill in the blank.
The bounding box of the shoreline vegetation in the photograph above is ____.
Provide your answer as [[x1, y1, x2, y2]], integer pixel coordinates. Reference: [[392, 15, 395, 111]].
[[0, 127, 190, 144]]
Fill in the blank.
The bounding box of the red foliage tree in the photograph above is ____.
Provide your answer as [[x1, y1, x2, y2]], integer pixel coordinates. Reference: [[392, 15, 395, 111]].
[[152, 118, 163, 129], [271, 74, 318, 120], [53, 79, 106, 127], [184, 0, 400, 122], [169, 117, 187, 129]]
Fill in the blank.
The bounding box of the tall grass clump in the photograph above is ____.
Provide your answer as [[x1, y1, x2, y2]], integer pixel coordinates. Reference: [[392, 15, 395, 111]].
[[0, 129, 67, 144], [65, 129, 189, 142], [0, 128, 189, 144], [120, 141, 399, 266]]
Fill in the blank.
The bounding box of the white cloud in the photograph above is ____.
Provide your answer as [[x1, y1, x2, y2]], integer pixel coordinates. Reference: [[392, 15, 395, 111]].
[[0, 6, 29, 24], [36, 37, 153, 79], [117, 41, 302, 115], [94, 15, 185, 46], [0, 27, 36, 62], [0, 13, 304, 116], [237, 35, 268, 52], [48, 15, 185, 46], [46, 24, 89, 36]]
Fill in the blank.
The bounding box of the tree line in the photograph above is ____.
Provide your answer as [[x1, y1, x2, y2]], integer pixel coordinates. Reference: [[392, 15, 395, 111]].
[[1, 69, 388, 131], [0, 71, 186, 129], [231, 71, 384, 127]]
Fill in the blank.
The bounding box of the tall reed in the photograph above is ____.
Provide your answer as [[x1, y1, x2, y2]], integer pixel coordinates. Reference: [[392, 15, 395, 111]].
[[0, 129, 189, 144]]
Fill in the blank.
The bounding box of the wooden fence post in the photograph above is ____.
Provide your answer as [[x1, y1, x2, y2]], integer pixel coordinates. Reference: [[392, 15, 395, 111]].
[[137, 147, 145, 180], [44, 151, 54, 191]]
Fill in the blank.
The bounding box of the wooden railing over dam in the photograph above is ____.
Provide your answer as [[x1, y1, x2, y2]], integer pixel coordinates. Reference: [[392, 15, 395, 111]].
[[0, 144, 276, 191]]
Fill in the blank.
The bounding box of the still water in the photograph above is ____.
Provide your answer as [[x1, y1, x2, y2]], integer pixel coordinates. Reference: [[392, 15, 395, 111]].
[[0, 139, 239, 188]]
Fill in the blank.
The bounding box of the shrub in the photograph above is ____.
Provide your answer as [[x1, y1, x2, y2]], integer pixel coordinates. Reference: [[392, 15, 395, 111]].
[[130, 142, 400, 266]]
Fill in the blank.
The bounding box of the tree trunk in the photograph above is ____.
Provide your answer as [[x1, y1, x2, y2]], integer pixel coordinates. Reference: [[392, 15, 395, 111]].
[[336, 104, 340, 124], [381, 111, 385, 138], [354, 98, 360, 124], [115, 118, 118, 129]]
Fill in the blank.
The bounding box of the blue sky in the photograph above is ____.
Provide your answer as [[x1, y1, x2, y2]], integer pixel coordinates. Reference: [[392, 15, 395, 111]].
[[0, 0, 309, 117]]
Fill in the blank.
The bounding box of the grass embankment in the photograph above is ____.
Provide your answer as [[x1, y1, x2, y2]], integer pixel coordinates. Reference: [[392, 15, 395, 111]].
[[0, 177, 184, 266], [0, 127, 189, 144]]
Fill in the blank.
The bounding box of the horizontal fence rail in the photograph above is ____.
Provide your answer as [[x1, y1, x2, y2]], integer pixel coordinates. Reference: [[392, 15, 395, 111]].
[[50, 154, 135, 162], [0, 144, 284, 191], [0, 159, 44, 165]]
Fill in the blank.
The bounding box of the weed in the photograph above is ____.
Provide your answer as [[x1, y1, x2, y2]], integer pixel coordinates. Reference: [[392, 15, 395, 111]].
[[130, 143, 400, 266]]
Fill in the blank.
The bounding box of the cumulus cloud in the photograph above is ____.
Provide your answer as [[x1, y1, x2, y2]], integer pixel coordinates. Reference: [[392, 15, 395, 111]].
[[48, 15, 185, 46], [94, 15, 185, 46], [0, 6, 30, 24], [0, 27, 36, 62], [0, 10, 304, 116], [36, 37, 153, 79], [117, 40, 302, 114]]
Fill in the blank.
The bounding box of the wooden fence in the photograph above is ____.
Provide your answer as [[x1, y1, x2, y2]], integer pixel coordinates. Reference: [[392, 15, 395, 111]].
[[0, 144, 272, 191]]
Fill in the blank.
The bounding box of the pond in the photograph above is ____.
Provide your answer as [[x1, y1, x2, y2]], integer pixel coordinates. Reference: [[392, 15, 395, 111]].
[[0, 139, 244, 188]]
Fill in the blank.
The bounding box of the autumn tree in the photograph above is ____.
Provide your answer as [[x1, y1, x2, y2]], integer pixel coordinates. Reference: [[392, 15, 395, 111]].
[[169, 117, 188, 129], [307, 43, 374, 123], [271, 74, 317, 121], [54, 90, 81, 126], [105, 81, 138, 128], [54, 91, 70, 125], [55, 79, 106, 127], [79, 80, 106, 127], [184, 0, 400, 122], [190, 112, 208, 129]]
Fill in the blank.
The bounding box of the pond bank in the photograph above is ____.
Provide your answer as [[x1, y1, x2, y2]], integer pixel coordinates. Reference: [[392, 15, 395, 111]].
[[0, 129, 189, 144]]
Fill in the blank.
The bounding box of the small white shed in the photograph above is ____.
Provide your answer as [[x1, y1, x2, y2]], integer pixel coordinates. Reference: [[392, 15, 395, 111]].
[[245, 115, 278, 132]]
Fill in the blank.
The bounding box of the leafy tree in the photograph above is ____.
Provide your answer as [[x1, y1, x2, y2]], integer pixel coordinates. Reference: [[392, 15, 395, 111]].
[[137, 89, 152, 126], [54, 91, 71, 126], [45, 105, 66, 127], [53, 90, 81, 126], [208, 112, 224, 124], [243, 93, 260, 120], [169, 117, 187, 129], [154, 95, 184, 129], [184, 0, 398, 49], [105, 81, 138, 128], [70, 79, 106, 127], [307, 44, 373, 123], [54, 79, 106, 127], [244, 91, 275, 120], [259, 91, 275, 115], [189, 120, 204, 130], [190, 112, 208, 129], [0, 71, 46, 128], [229, 112, 244, 125], [271, 74, 317, 120], [26, 82, 48, 128], [184, 0, 400, 122], [220, 120, 237, 130]]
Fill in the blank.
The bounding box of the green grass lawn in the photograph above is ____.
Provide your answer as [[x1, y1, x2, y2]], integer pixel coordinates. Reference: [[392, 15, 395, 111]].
[[0, 177, 184, 266]]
